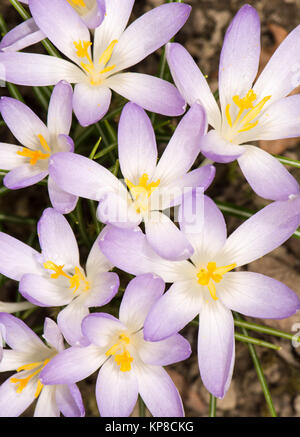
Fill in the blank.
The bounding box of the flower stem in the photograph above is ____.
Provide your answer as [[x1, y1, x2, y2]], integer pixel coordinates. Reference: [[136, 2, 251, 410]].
[[138, 396, 146, 417], [209, 394, 217, 417]]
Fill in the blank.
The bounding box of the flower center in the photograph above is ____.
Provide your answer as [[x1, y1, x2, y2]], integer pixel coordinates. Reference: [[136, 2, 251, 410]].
[[43, 261, 90, 293], [74, 39, 118, 86], [17, 134, 51, 166], [106, 333, 133, 372], [224, 89, 271, 141], [197, 261, 236, 301], [10, 358, 50, 398], [125, 173, 160, 214]]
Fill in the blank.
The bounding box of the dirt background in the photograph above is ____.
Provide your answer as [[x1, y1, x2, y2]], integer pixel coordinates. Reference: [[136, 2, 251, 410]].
[[0, 0, 300, 417]]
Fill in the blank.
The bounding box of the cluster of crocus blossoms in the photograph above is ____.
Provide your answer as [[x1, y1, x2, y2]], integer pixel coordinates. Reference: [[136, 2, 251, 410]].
[[0, 0, 299, 418]]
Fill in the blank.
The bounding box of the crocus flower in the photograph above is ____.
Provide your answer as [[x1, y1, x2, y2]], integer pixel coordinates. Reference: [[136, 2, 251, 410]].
[[0, 208, 119, 346], [166, 4, 300, 201], [0, 314, 85, 417], [49, 102, 215, 261], [0, 0, 106, 52], [0, 80, 78, 214], [98, 193, 300, 398], [0, 0, 190, 126], [40, 273, 191, 417]]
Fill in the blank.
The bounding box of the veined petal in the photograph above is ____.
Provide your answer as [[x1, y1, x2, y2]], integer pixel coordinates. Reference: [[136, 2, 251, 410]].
[[86, 230, 115, 279], [43, 318, 64, 352], [0, 375, 36, 417], [198, 301, 235, 399], [85, 272, 119, 308], [0, 52, 85, 85], [34, 385, 59, 417], [73, 83, 112, 127], [55, 384, 85, 417], [219, 271, 300, 319], [57, 298, 90, 347], [139, 334, 191, 367], [200, 130, 245, 163], [219, 5, 260, 114], [0, 350, 32, 372], [81, 313, 125, 348], [166, 42, 221, 130], [145, 211, 194, 261], [119, 274, 165, 331], [153, 104, 207, 185], [0, 232, 41, 281], [47, 81, 73, 137], [238, 145, 300, 201], [0, 143, 27, 170], [37, 207, 80, 267], [48, 175, 78, 215], [110, 3, 191, 72], [4, 165, 48, 190], [144, 280, 202, 341], [29, 0, 90, 65], [96, 358, 138, 417], [254, 25, 300, 106], [19, 273, 73, 307], [179, 193, 227, 265], [81, 0, 106, 29], [0, 18, 44, 52], [40, 344, 105, 385], [106, 73, 186, 116], [217, 196, 300, 268], [118, 102, 157, 183], [93, 0, 134, 61], [0, 96, 49, 150], [49, 152, 123, 201], [99, 225, 195, 283], [135, 364, 184, 417]]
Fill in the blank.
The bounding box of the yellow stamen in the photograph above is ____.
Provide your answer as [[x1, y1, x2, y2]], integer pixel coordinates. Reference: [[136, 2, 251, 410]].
[[11, 359, 50, 398], [43, 261, 90, 293], [67, 0, 86, 7], [98, 40, 118, 66], [74, 40, 92, 63], [106, 333, 133, 372], [17, 134, 51, 166], [125, 174, 160, 214], [225, 89, 271, 138], [197, 261, 237, 301]]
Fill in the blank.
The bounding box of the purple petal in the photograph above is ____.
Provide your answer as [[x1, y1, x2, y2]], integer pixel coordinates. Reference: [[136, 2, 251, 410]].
[[200, 130, 245, 163], [139, 334, 191, 367], [198, 301, 235, 399], [4, 165, 47, 189], [73, 83, 112, 126], [96, 358, 138, 417], [0, 143, 27, 170], [0, 375, 35, 417], [55, 384, 85, 417], [118, 102, 157, 183], [0, 18, 44, 52], [47, 80, 73, 136], [0, 52, 84, 86], [34, 386, 60, 417], [96, 190, 141, 229], [106, 73, 186, 116], [218, 195, 300, 268], [43, 318, 64, 352], [119, 274, 165, 331], [0, 232, 40, 281], [219, 271, 300, 319], [40, 344, 105, 385], [37, 207, 80, 267], [82, 313, 125, 348], [85, 272, 119, 308], [83, 0, 106, 29], [238, 145, 300, 201], [219, 5, 260, 113], [48, 175, 78, 214], [86, 230, 114, 278], [57, 298, 90, 347], [145, 211, 194, 261], [19, 273, 72, 307], [154, 103, 207, 185], [166, 42, 221, 130], [135, 365, 184, 417], [144, 280, 202, 341], [110, 2, 191, 72], [0, 313, 45, 352]]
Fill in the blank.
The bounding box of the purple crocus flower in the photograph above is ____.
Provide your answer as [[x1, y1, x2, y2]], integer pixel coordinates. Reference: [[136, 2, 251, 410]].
[[40, 273, 191, 417], [0, 314, 85, 417], [0, 0, 190, 126], [0, 208, 119, 346], [0, 80, 78, 214], [0, 0, 106, 52], [49, 102, 215, 261], [166, 4, 300, 201], [98, 193, 300, 398]]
